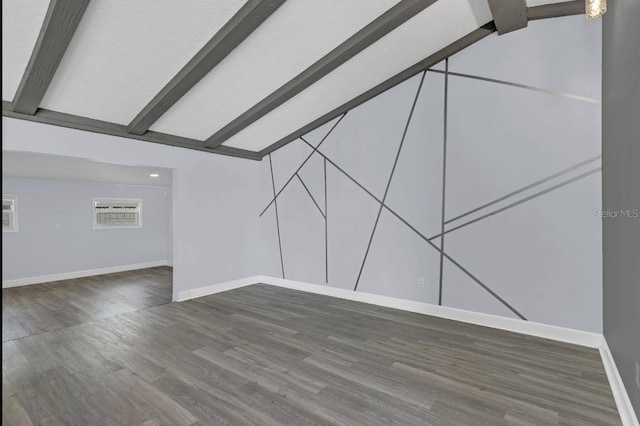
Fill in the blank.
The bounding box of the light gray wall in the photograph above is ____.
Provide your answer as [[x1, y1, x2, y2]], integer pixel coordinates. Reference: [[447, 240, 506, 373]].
[[2, 177, 171, 281], [2, 118, 262, 299], [166, 181, 174, 266], [260, 15, 604, 332], [602, 0, 640, 415]]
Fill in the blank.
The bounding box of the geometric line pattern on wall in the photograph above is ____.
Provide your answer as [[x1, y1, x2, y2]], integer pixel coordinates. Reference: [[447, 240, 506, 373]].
[[380, 203, 527, 320], [427, 69, 600, 104], [259, 114, 346, 218], [445, 154, 602, 224], [295, 173, 325, 219], [429, 166, 602, 240], [260, 59, 599, 218], [354, 71, 427, 292], [297, 136, 527, 320], [261, 49, 603, 320], [438, 59, 449, 306], [260, 17, 602, 330], [297, 168, 328, 283], [268, 153, 285, 279], [260, 57, 605, 320]]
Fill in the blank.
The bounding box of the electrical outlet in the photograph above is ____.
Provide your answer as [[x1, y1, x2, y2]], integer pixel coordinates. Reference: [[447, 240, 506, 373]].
[[228, 264, 233, 272], [635, 361, 639, 389], [55, 224, 62, 230], [417, 278, 425, 288]]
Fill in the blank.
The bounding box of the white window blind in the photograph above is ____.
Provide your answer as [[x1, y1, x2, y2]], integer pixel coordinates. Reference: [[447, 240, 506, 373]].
[[3, 195, 18, 232], [93, 198, 142, 229]]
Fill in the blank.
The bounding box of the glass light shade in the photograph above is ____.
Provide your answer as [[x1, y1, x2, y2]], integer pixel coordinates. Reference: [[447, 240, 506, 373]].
[[585, 0, 606, 19]]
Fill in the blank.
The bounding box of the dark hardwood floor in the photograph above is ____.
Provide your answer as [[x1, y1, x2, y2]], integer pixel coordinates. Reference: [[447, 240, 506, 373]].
[[2, 271, 620, 425]]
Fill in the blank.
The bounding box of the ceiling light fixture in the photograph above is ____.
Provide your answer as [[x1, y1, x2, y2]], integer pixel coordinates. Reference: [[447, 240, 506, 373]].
[[150, 173, 159, 177], [585, 0, 606, 19]]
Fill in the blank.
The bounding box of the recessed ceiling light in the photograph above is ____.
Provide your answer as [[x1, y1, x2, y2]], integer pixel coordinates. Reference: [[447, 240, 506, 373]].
[[150, 173, 159, 177]]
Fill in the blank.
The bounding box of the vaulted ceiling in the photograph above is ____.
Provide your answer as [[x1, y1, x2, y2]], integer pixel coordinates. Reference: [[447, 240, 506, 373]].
[[2, 0, 584, 160]]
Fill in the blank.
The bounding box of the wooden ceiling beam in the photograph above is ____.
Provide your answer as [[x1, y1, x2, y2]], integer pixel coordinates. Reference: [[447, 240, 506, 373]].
[[12, 0, 90, 115], [204, 0, 438, 149], [127, 0, 285, 136]]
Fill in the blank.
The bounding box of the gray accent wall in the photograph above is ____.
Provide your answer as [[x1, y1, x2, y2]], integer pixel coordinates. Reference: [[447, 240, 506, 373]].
[[259, 15, 604, 332], [602, 0, 640, 415], [2, 177, 171, 281]]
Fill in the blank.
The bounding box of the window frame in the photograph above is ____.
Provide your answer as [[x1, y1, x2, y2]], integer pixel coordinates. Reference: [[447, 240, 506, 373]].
[[2, 194, 19, 233], [92, 197, 143, 230]]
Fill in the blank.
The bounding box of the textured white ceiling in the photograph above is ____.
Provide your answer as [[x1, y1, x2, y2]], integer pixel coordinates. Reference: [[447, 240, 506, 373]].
[[2, 0, 577, 155], [2, 0, 50, 101], [39, 0, 245, 125], [223, 0, 493, 151], [3, 151, 172, 186], [150, 0, 399, 140]]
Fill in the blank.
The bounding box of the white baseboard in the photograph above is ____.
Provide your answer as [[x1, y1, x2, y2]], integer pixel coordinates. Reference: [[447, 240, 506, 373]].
[[174, 275, 262, 302], [259, 276, 604, 348], [2, 260, 171, 288], [600, 339, 640, 426]]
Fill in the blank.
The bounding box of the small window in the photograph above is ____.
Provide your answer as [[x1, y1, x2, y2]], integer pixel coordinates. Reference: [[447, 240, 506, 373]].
[[3, 194, 18, 232], [93, 198, 142, 230]]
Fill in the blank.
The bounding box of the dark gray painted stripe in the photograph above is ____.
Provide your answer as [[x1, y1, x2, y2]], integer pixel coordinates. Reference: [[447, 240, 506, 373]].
[[437, 59, 449, 306], [127, 0, 285, 135], [258, 23, 496, 157], [382, 204, 527, 320], [324, 158, 329, 284], [430, 168, 602, 240], [427, 69, 600, 104], [205, 0, 438, 148], [258, 113, 347, 217], [445, 155, 602, 225], [2, 101, 260, 160], [300, 138, 383, 204], [353, 71, 426, 291], [299, 137, 526, 320], [269, 154, 286, 279], [12, 0, 90, 115], [527, 0, 584, 20], [295, 173, 325, 218], [488, 0, 527, 35]]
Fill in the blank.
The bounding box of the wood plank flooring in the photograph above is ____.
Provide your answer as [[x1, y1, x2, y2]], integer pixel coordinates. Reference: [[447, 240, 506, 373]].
[[2, 267, 172, 342], [2, 271, 621, 425]]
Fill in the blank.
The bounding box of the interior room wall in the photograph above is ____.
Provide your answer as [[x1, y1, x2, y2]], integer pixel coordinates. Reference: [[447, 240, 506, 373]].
[[2, 118, 262, 299], [602, 0, 640, 415], [166, 182, 174, 266], [2, 177, 171, 281], [259, 15, 603, 332]]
